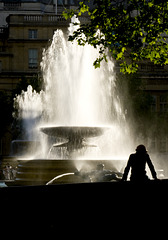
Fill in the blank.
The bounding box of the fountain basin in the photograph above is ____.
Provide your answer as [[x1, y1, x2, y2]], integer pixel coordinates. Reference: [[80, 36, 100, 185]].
[[40, 126, 106, 138], [40, 126, 108, 154], [14, 159, 126, 186]]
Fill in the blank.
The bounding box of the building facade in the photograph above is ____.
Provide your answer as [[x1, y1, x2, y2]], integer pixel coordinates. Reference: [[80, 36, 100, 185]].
[[0, 0, 79, 27], [0, 0, 79, 93], [139, 63, 168, 154], [0, 14, 69, 92]]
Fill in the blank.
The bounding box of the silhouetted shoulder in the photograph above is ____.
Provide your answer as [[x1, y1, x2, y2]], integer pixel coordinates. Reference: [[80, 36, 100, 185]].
[[128, 153, 136, 161], [129, 153, 136, 157]]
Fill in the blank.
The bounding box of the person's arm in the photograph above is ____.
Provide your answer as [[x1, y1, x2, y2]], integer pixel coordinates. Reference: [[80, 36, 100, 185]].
[[146, 155, 157, 180], [122, 156, 132, 181]]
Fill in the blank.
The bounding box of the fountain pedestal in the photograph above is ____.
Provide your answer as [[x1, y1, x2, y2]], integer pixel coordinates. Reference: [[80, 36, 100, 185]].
[[15, 159, 125, 185], [13, 126, 125, 185]]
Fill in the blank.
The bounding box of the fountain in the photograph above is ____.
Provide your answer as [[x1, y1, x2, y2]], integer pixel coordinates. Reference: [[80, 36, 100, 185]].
[[13, 17, 133, 185], [40, 126, 105, 156]]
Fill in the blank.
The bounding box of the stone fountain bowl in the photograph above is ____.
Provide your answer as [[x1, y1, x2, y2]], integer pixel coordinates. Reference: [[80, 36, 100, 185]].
[[40, 126, 107, 138]]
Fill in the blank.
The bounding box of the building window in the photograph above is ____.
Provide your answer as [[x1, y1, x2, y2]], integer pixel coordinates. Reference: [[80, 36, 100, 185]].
[[28, 49, 38, 69], [151, 95, 157, 112], [160, 95, 168, 112], [160, 138, 167, 152], [140, 63, 164, 71], [69, 0, 76, 4], [58, 0, 63, 4], [28, 29, 38, 39], [150, 139, 156, 151], [57, 0, 77, 6]]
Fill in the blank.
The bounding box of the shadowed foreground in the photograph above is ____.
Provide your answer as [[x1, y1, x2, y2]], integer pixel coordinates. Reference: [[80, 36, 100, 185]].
[[1, 180, 167, 236]]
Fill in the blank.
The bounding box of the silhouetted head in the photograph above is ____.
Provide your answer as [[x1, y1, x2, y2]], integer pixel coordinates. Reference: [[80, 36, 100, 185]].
[[136, 144, 147, 154]]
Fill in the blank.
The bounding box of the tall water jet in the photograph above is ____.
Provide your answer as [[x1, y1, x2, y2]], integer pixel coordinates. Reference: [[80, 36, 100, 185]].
[[13, 17, 133, 184], [41, 21, 118, 126]]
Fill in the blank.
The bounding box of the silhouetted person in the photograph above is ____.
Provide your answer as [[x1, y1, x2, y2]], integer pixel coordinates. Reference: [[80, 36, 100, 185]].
[[122, 145, 157, 182]]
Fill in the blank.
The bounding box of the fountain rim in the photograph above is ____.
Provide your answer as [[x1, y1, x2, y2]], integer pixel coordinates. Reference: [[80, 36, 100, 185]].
[[40, 125, 109, 138]]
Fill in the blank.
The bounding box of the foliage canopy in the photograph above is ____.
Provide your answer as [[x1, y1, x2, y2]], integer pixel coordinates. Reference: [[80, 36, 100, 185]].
[[63, 0, 168, 73]]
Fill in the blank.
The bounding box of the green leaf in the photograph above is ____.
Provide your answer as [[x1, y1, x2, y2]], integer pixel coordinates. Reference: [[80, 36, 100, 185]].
[[79, 2, 89, 14], [116, 52, 123, 60], [142, 37, 146, 43], [122, 47, 126, 53], [93, 58, 101, 68], [148, 2, 153, 7]]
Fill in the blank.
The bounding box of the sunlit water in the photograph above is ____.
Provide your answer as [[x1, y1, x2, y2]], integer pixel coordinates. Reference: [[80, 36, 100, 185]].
[[13, 16, 133, 160]]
